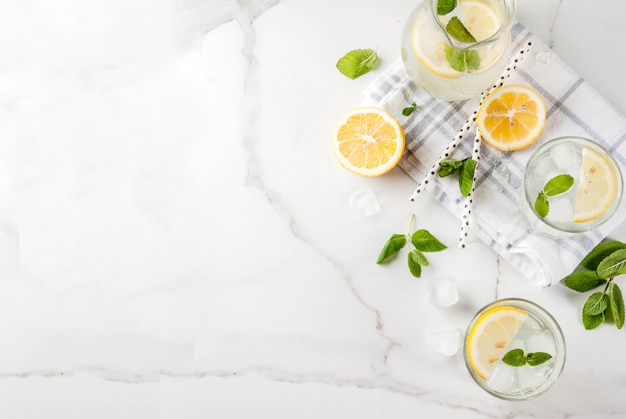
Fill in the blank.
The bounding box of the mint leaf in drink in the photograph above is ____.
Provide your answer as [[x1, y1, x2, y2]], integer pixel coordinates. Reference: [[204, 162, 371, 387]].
[[583, 292, 610, 316], [582, 311, 604, 330], [444, 45, 480, 72], [409, 248, 429, 266], [502, 348, 526, 367], [534, 191, 549, 218], [376, 233, 407, 263], [437, 0, 457, 15], [596, 249, 626, 279], [459, 158, 477, 197], [411, 229, 447, 252], [408, 252, 423, 277], [582, 241, 626, 270], [544, 174, 574, 196], [445, 17, 477, 42], [526, 352, 553, 366], [609, 282, 625, 329], [562, 271, 606, 292], [336, 49, 378, 79], [402, 102, 417, 116], [437, 159, 463, 177]]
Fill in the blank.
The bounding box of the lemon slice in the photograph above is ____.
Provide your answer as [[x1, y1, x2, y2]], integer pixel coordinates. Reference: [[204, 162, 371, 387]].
[[478, 84, 547, 151], [573, 146, 618, 222], [332, 106, 405, 177], [466, 306, 529, 380], [412, 0, 501, 79]]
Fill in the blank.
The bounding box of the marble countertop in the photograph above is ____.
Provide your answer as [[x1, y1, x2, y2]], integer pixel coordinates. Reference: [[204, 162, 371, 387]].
[[2, 0, 626, 417]]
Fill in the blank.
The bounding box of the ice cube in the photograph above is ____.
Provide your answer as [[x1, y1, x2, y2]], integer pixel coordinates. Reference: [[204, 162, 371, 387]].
[[426, 326, 461, 356], [426, 276, 459, 308], [550, 142, 581, 171], [349, 187, 380, 218], [546, 195, 574, 223], [517, 361, 553, 391]]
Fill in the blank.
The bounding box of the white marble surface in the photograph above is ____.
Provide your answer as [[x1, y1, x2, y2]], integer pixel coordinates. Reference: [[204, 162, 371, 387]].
[[1, 0, 626, 417]]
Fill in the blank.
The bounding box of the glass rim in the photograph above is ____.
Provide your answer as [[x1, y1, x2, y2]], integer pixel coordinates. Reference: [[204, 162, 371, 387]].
[[522, 136, 624, 233], [463, 298, 567, 401]]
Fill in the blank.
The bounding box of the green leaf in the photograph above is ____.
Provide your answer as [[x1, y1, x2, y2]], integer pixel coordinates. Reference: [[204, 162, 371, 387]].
[[437, 0, 457, 15], [445, 17, 477, 42], [336, 49, 378, 79], [376, 233, 407, 264], [582, 311, 604, 330], [459, 158, 477, 198], [502, 348, 526, 367], [596, 249, 626, 279], [526, 352, 553, 366], [544, 174, 574, 196], [437, 159, 463, 177], [562, 271, 606, 292], [582, 241, 626, 271], [411, 229, 447, 252], [583, 292, 610, 316], [534, 191, 549, 218], [402, 102, 417, 116], [407, 252, 422, 277], [609, 282, 625, 329], [444, 45, 480, 72], [409, 249, 429, 266]]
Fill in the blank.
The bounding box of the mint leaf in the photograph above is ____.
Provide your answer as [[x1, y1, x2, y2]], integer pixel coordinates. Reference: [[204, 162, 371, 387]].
[[583, 292, 610, 316], [445, 17, 477, 42], [411, 229, 447, 252], [582, 311, 604, 330], [544, 174, 574, 196], [444, 45, 480, 72], [582, 241, 626, 270], [502, 349, 526, 367], [409, 249, 429, 266], [407, 252, 422, 277], [402, 102, 417, 116], [376, 233, 407, 264], [596, 249, 626, 279], [609, 282, 625, 329], [336, 49, 378, 79], [459, 158, 477, 198], [562, 271, 606, 292], [534, 191, 549, 218], [437, 0, 457, 15], [526, 352, 553, 366], [437, 159, 463, 177]]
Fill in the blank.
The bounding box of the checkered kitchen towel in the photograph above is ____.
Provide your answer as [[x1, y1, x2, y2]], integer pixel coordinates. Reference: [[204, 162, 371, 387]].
[[364, 21, 626, 288]]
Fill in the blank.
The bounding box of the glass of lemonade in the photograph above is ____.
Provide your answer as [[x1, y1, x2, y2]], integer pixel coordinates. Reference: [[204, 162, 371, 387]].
[[522, 136, 623, 234], [400, 0, 516, 101], [464, 299, 566, 401]]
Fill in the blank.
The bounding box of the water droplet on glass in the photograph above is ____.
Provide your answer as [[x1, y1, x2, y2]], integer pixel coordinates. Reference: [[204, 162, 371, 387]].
[[536, 52, 551, 65], [426, 275, 459, 307], [349, 187, 380, 218], [426, 326, 461, 356]]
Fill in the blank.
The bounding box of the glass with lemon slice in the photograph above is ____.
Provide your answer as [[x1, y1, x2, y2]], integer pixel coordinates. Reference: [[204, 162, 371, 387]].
[[522, 136, 623, 233], [400, 0, 516, 101], [464, 299, 566, 400]]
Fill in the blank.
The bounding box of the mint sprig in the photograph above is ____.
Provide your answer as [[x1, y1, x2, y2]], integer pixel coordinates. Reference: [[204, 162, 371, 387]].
[[437, 0, 457, 15], [445, 17, 477, 43], [437, 158, 477, 197], [376, 214, 447, 277], [336, 49, 378, 79], [502, 348, 553, 367], [534, 174, 574, 218], [562, 240, 626, 330]]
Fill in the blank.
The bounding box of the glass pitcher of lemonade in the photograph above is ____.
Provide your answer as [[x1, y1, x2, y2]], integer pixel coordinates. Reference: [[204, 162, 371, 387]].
[[401, 0, 516, 101]]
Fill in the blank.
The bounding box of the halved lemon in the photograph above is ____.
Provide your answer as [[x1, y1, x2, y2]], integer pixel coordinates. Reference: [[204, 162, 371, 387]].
[[412, 0, 501, 79], [477, 84, 547, 151], [332, 107, 405, 177], [466, 306, 529, 380], [573, 146, 618, 222]]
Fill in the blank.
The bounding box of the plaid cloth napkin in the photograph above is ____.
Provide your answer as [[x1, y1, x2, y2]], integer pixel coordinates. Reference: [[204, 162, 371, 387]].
[[364, 21, 626, 288]]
